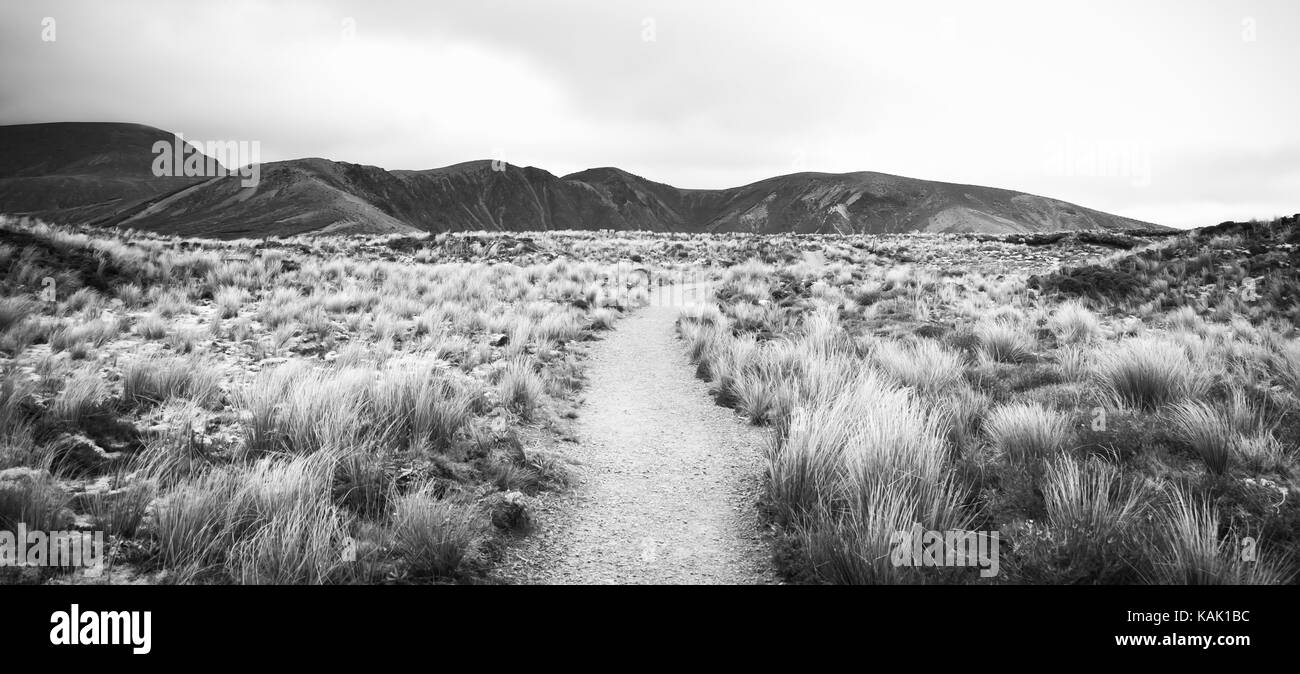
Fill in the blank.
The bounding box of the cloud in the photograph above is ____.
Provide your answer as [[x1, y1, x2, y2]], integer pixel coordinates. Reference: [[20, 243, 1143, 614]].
[[1, 0, 1297, 226]]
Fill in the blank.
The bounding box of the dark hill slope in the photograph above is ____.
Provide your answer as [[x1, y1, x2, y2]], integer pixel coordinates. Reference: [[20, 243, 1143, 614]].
[[0, 122, 1168, 237]]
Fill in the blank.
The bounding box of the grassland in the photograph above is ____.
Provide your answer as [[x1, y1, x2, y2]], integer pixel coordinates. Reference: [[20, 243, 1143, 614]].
[[0, 218, 653, 583], [676, 215, 1299, 584], [2, 215, 1296, 585]]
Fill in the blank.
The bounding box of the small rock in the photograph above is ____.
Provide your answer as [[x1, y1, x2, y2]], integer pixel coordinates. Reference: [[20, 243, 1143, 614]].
[[486, 490, 533, 534]]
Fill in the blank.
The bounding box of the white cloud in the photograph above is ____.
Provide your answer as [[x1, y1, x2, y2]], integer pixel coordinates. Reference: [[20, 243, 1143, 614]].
[[1, 0, 1297, 227]]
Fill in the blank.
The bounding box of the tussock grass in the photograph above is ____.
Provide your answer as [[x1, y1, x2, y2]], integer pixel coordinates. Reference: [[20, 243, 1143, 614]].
[[1166, 402, 1235, 475], [84, 480, 155, 538], [0, 467, 72, 530], [1043, 455, 1148, 544], [122, 355, 223, 409], [984, 401, 1070, 465], [225, 498, 349, 584], [1095, 337, 1208, 411], [1146, 489, 1293, 585], [871, 337, 964, 394], [975, 320, 1034, 363], [371, 370, 474, 452], [50, 366, 111, 428], [135, 313, 168, 340], [935, 384, 991, 455], [236, 364, 370, 456], [0, 297, 35, 334], [392, 489, 485, 578], [50, 319, 119, 355], [152, 454, 335, 575], [214, 286, 246, 319], [1048, 301, 1101, 344], [497, 358, 544, 421], [767, 369, 969, 583]]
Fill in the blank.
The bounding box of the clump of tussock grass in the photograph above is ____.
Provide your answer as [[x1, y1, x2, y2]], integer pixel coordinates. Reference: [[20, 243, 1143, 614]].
[[678, 303, 724, 328], [871, 337, 964, 394], [370, 370, 474, 453], [149, 288, 191, 318], [984, 401, 1070, 465], [391, 488, 486, 578], [1048, 301, 1101, 344], [0, 297, 36, 334], [50, 318, 119, 355], [239, 361, 479, 457], [235, 363, 371, 457], [224, 498, 349, 585], [0, 467, 73, 531], [84, 480, 156, 538], [1270, 340, 1300, 399], [1145, 489, 1293, 585], [128, 401, 213, 487], [1, 316, 58, 355], [733, 350, 799, 426], [497, 358, 544, 421], [703, 334, 758, 406], [332, 447, 392, 519], [975, 320, 1034, 363], [1095, 337, 1208, 411], [800, 304, 852, 355], [0, 376, 49, 470], [151, 454, 336, 576], [122, 355, 223, 410], [1054, 344, 1092, 382], [115, 283, 145, 309], [214, 285, 247, 319], [935, 384, 991, 455], [1165, 401, 1236, 475], [1042, 455, 1148, 548], [767, 369, 969, 583], [135, 313, 168, 340], [49, 366, 111, 428]]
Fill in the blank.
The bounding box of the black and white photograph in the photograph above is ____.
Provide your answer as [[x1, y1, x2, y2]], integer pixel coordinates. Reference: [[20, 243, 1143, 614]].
[[0, 0, 1296, 661]]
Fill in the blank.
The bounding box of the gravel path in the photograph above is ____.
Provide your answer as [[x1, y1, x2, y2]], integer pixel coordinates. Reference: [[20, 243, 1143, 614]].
[[497, 302, 777, 584]]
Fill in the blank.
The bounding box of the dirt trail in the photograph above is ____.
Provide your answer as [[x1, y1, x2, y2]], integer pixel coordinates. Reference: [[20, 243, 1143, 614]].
[[498, 298, 777, 585]]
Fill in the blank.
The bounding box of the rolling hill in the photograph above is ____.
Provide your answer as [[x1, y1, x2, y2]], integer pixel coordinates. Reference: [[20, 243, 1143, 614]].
[[0, 122, 1168, 237]]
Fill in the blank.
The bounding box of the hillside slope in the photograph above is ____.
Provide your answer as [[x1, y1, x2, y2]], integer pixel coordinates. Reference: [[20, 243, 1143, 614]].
[[0, 122, 214, 225], [0, 122, 1167, 237]]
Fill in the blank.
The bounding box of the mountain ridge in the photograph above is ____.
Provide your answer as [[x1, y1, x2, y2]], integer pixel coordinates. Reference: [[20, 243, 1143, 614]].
[[0, 122, 1169, 238]]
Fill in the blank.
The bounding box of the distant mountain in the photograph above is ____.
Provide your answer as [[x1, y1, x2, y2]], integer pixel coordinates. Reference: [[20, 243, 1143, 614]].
[[0, 122, 213, 226], [0, 122, 1168, 237]]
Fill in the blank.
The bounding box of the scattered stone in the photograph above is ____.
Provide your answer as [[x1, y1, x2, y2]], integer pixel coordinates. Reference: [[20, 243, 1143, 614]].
[[486, 490, 533, 534]]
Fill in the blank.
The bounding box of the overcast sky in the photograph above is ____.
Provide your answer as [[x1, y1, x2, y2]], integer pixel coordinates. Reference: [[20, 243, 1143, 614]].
[[2, 0, 1297, 227]]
